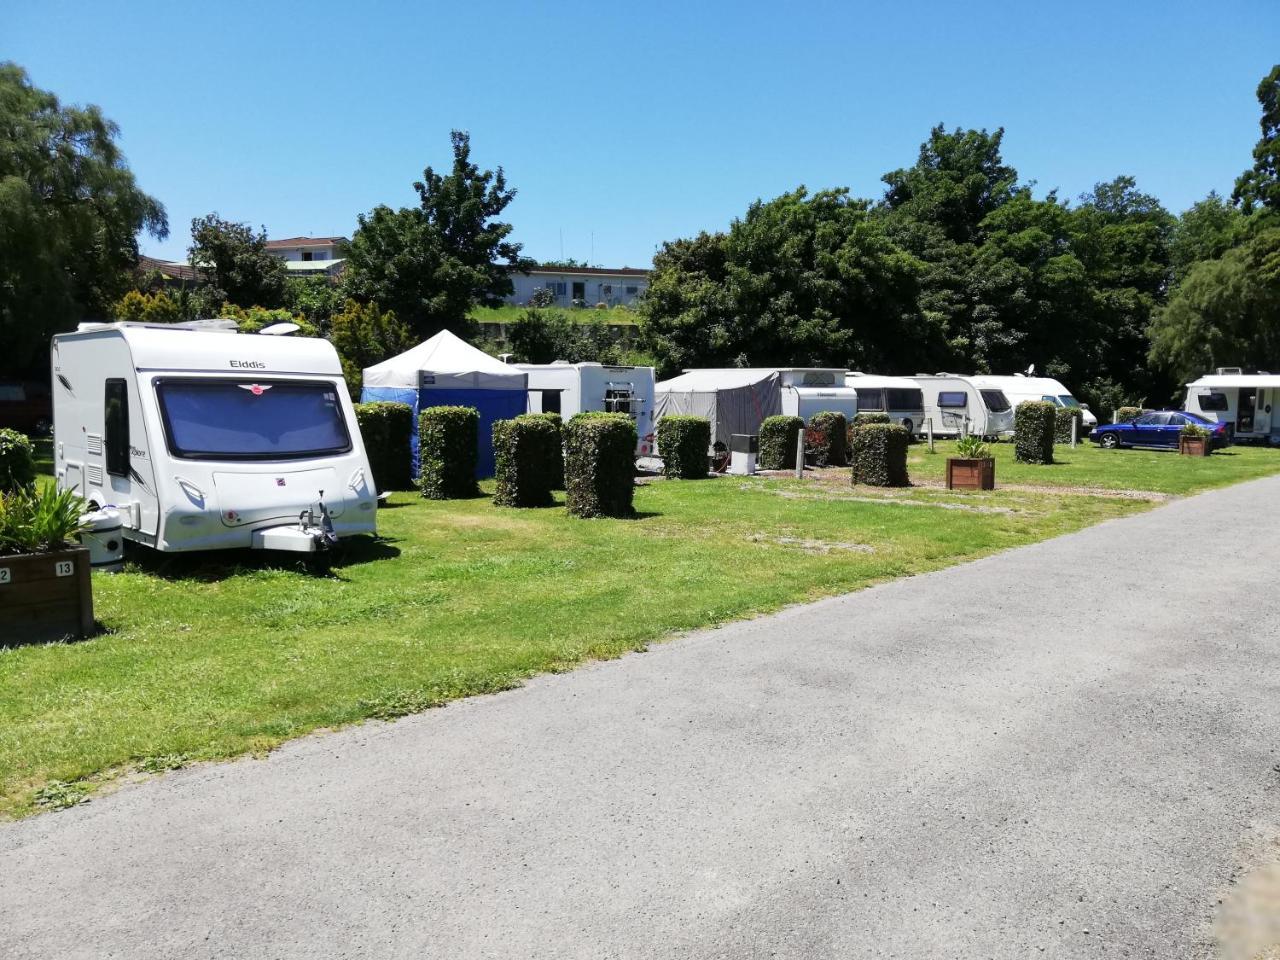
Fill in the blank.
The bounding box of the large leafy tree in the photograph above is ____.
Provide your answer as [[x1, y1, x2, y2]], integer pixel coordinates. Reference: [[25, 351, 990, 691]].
[[328, 299, 413, 399], [188, 213, 287, 312], [0, 63, 167, 375], [640, 188, 923, 376], [1168, 191, 1249, 282], [1233, 65, 1280, 214], [343, 130, 530, 340]]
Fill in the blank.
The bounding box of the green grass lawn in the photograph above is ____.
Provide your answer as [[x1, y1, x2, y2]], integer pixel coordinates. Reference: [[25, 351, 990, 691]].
[[909, 438, 1280, 495], [2, 441, 1277, 818], [469, 304, 639, 326]]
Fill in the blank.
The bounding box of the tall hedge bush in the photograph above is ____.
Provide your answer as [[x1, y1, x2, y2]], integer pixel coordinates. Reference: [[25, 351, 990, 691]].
[[853, 412, 891, 425], [806, 411, 848, 467], [564, 412, 636, 518], [492, 415, 558, 507], [0, 429, 36, 494], [1117, 406, 1143, 423], [656, 415, 710, 479], [354, 401, 413, 492], [850, 423, 910, 487], [1014, 401, 1056, 464], [418, 406, 479, 499], [527, 412, 564, 488], [1054, 406, 1085, 444], [759, 415, 804, 470]]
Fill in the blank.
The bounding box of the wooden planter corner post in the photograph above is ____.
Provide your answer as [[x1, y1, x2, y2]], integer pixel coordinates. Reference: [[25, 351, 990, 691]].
[[1179, 436, 1210, 457], [0, 547, 94, 645], [946, 457, 996, 490]]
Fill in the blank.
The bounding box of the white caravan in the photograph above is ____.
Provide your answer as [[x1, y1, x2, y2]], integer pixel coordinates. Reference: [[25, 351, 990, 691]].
[[969, 374, 1098, 429], [845, 373, 925, 432], [1184, 369, 1280, 443], [776, 369, 859, 423], [52, 322, 377, 554], [520, 362, 657, 456], [911, 374, 1015, 438]]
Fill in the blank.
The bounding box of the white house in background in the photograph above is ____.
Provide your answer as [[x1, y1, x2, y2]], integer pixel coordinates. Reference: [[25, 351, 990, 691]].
[[265, 236, 348, 279], [507, 265, 650, 308]]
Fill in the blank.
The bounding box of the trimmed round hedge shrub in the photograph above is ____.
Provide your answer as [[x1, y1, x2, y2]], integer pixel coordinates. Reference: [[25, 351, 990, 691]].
[[1014, 401, 1056, 464], [806, 411, 848, 467], [853, 412, 891, 425], [759, 415, 804, 470], [1054, 405, 1085, 444], [526, 412, 564, 488], [354, 401, 414, 492], [0, 429, 36, 494], [1117, 406, 1143, 423], [418, 406, 479, 499], [656, 415, 710, 479], [850, 423, 910, 487], [564, 412, 637, 518], [492, 415, 558, 507]]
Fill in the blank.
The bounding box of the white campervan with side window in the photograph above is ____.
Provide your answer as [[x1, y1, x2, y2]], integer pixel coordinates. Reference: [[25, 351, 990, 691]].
[[911, 374, 1015, 438], [1184, 369, 1280, 444], [969, 374, 1098, 430], [845, 373, 925, 433], [51, 321, 377, 555], [519, 362, 657, 456]]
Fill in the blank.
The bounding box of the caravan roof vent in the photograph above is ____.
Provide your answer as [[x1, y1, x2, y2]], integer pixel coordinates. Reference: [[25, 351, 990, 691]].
[[174, 319, 240, 332], [1216, 367, 1243, 375]]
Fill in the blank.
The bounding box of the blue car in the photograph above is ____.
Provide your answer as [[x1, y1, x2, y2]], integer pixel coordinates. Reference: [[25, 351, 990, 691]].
[[1089, 410, 1230, 450]]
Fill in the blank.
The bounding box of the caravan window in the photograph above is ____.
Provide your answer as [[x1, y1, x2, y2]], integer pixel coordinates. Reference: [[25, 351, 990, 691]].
[[104, 379, 129, 477], [1198, 391, 1229, 412], [541, 389, 562, 415], [856, 388, 885, 411], [1058, 395, 1081, 408], [604, 388, 633, 416], [886, 387, 923, 411], [156, 379, 351, 460], [980, 390, 1011, 413], [938, 391, 968, 408]]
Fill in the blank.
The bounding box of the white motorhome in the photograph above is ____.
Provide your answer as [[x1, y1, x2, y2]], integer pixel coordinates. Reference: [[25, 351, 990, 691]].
[[1184, 369, 1280, 444], [911, 374, 1015, 438], [520, 362, 657, 456], [845, 373, 925, 432], [51, 322, 377, 554], [970, 374, 1098, 429]]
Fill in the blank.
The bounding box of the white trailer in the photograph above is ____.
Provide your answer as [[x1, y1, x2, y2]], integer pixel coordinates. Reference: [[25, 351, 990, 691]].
[[969, 374, 1098, 429], [776, 369, 859, 423], [519, 362, 657, 456], [1184, 370, 1280, 443], [51, 322, 377, 554], [845, 373, 925, 432], [911, 374, 1015, 438]]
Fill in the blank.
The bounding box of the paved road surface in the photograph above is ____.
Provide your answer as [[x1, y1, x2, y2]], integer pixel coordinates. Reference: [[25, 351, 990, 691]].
[[4, 477, 1280, 959]]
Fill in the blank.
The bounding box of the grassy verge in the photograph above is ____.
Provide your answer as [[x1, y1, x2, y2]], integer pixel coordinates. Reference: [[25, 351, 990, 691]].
[[2, 443, 1277, 817], [907, 438, 1280, 495]]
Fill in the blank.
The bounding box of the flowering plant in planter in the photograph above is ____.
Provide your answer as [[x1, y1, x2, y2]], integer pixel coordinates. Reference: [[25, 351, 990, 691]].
[[1179, 422, 1211, 457], [1, 485, 95, 644], [947, 434, 996, 490]]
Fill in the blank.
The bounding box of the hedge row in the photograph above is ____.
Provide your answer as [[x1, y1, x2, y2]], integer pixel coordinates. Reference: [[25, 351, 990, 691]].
[[354, 401, 414, 492], [656, 415, 710, 479], [492, 415, 559, 507], [1117, 406, 1144, 423], [1014, 401, 1056, 464], [564, 412, 636, 518], [759, 415, 804, 470], [418, 406, 480, 499], [0, 429, 36, 494], [850, 423, 910, 487], [806, 411, 848, 467], [526, 412, 565, 488], [1054, 406, 1085, 444]]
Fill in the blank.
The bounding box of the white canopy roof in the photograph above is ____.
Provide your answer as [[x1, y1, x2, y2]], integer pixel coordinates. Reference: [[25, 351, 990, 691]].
[[363, 329, 525, 390], [657, 368, 780, 391], [1187, 373, 1280, 389]]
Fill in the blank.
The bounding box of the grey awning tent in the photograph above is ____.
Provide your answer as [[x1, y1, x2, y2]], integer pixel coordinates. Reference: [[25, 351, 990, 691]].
[[653, 369, 782, 448]]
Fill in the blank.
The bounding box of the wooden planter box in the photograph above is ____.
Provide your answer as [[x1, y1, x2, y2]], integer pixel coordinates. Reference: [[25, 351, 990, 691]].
[[1179, 436, 1210, 457], [946, 457, 996, 490], [0, 547, 94, 645]]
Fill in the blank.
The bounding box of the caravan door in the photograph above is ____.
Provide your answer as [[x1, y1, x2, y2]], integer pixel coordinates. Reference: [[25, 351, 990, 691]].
[[1255, 387, 1273, 437]]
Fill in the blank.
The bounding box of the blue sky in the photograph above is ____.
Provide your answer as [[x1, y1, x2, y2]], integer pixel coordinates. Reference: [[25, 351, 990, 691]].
[[7, 0, 1278, 268]]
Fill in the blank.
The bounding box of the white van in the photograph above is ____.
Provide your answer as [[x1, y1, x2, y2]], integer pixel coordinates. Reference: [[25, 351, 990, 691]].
[[912, 374, 1015, 438], [777, 368, 859, 422], [970, 374, 1098, 429], [51, 322, 377, 554], [520, 362, 657, 456], [845, 373, 925, 432], [1184, 369, 1280, 443]]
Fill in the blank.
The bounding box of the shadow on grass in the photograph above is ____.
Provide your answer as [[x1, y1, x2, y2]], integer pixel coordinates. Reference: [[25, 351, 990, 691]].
[[121, 535, 402, 583]]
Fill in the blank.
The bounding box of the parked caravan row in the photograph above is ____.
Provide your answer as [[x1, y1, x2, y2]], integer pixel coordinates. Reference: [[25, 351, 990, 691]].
[[53, 322, 378, 556], [1184, 370, 1280, 444]]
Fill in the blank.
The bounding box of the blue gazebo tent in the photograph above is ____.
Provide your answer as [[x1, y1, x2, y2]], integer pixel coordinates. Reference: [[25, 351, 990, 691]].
[[361, 329, 527, 479]]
